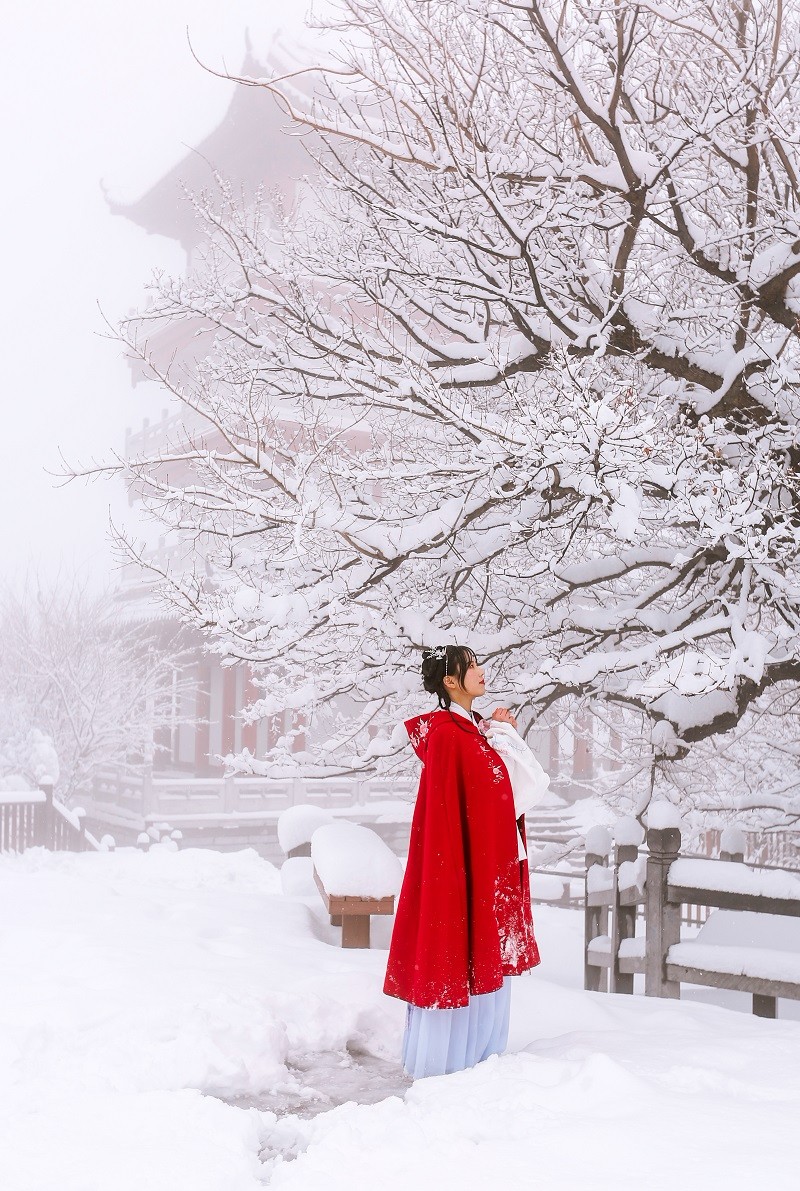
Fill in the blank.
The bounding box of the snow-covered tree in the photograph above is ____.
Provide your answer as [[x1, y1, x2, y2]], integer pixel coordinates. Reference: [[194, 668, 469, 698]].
[[81, 1, 800, 818], [0, 579, 183, 802]]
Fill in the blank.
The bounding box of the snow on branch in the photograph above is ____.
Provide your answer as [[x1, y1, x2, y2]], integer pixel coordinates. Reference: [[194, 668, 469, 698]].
[[75, 1, 800, 824]]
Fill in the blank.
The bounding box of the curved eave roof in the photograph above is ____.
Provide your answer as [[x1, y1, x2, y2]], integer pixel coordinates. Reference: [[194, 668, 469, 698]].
[[107, 52, 311, 251]]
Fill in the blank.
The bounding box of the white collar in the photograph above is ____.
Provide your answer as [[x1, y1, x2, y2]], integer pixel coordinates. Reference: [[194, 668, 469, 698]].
[[449, 702, 478, 724]]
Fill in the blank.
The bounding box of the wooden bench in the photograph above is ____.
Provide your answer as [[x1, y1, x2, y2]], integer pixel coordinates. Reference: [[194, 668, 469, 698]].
[[313, 867, 395, 948], [310, 821, 402, 948]]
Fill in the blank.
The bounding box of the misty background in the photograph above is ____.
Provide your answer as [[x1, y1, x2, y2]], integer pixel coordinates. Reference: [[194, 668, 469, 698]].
[[0, 0, 312, 584]]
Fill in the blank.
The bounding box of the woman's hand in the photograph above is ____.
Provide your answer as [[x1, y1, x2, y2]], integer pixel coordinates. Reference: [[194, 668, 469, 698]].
[[491, 707, 518, 731]]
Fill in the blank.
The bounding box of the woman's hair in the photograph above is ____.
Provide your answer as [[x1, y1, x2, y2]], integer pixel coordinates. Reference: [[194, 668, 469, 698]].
[[421, 645, 477, 709]]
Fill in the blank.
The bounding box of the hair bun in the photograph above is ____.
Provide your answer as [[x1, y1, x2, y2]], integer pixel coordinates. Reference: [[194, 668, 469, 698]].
[[419, 645, 476, 710]]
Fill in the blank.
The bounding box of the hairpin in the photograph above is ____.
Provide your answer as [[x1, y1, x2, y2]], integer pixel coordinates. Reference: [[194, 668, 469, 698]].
[[422, 646, 448, 661], [422, 644, 450, 678]]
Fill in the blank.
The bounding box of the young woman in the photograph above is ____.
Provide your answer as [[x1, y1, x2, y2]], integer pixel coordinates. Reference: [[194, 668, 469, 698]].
[[383, 645, 544, 1079]]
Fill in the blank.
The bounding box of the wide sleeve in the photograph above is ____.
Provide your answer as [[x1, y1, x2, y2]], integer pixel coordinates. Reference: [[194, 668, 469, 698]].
[[482, 720, 550, 817]]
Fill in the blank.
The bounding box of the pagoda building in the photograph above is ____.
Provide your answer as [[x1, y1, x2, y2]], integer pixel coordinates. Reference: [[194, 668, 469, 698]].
[[113, 51, 308, 777]]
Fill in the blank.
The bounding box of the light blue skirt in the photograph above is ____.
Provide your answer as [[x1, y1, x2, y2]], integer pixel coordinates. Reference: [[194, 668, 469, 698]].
[[401, 977, 512, 1079]]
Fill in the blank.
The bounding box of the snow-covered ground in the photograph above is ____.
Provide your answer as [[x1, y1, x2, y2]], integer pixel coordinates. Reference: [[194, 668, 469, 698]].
[[1, 847, 797, 1190]]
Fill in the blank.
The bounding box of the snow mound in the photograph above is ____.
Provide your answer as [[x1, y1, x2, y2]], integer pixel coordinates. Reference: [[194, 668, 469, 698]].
[[311, 823, 403, 898], [646, 801, 682, 830], [280, 855, 318, 897], [584, 825, 612, 856], [614, 816, 644, 847], [720, 825, 747, 855]]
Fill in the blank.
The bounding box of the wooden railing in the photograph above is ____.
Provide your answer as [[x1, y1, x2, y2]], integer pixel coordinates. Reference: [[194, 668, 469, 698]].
[[0, 785, 110, 854], [584, 821, 800, 1016], [699, 826, 799, 870]]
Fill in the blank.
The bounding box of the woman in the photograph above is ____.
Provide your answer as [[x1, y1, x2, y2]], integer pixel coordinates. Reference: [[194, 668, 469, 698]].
[[384, 645, 544, 1079]]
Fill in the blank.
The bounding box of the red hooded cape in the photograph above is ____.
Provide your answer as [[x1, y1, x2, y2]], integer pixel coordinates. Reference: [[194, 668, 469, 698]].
[[383, 708, 540, 1009]]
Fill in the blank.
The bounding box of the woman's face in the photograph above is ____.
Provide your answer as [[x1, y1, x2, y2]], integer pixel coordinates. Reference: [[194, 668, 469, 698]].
[[447, 657, 485, 699]]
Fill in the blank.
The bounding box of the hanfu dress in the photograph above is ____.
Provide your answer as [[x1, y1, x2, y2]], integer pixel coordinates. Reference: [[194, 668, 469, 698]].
[[384, 703, 547, 1078]]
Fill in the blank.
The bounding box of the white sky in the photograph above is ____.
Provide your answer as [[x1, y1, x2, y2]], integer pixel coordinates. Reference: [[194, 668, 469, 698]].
[[0, 0, 317, 587]]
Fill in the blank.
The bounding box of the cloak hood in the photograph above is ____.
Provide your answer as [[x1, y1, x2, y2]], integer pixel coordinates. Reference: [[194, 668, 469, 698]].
[[404, 707, 480, 760], [404, 711, 440, 760]]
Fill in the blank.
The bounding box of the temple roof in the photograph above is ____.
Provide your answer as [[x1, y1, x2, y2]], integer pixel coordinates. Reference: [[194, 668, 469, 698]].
[[108, 51, 310, 252]]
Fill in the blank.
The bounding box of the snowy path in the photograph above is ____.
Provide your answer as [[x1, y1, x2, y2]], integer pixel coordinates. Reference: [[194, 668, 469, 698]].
[[227, 1048, 411, 1117], [1, 848, 797, 1190]]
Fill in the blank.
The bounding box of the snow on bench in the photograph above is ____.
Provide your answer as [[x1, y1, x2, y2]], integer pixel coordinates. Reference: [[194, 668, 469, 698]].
[[311, 822, 403, 948], [277, 804, 335, 858]]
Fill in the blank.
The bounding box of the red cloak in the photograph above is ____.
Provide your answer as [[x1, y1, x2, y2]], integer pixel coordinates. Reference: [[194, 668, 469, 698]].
[[383, 708, 540, 1009]]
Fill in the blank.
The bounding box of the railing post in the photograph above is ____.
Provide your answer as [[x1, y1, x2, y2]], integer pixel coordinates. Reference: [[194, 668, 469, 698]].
[[74, 807, 87, 853], [584, 826, 612, 992], [141, 768, 155, 818], [223, 773, 237, 814], [718, 826, 772, 1014], [36, 782, 55, 849], [611, 817, 644, 995], [645, 824, 682, 999]]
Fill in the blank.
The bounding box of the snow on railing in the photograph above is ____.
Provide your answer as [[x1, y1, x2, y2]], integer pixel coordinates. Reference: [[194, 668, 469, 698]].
[[0, 784, 114, 855], [87, 766, 418, 821], [584, 817, 800, 1017]]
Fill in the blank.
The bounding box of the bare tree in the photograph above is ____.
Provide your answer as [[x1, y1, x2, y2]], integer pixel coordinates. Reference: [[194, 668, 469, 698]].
[[74, 1, 800, 819], [0, 578, 183, 802]]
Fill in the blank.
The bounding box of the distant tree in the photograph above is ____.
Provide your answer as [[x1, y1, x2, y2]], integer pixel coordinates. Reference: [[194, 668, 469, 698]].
[[0, 578, 181, 802], [78, 1, 800, 821]]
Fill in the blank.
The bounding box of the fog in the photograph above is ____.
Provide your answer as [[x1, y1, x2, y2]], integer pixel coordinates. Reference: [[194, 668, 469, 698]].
[[0, 0, 312, 586]]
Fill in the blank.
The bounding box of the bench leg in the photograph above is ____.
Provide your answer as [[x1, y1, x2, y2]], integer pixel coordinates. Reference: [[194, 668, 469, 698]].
[[341, 914, 370, 948], [330, 914, 342, 927], [753, 994, 776, 1019]]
